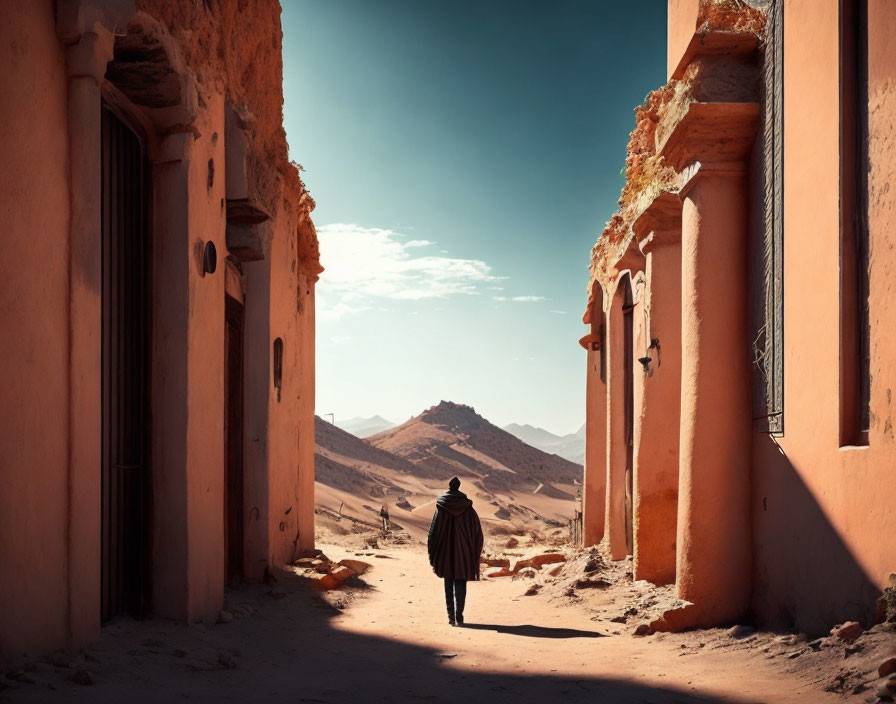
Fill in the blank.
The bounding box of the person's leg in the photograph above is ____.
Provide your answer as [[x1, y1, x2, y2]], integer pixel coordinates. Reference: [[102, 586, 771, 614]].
[[443, 577, 455, 625], [454, 579, 467, 625]]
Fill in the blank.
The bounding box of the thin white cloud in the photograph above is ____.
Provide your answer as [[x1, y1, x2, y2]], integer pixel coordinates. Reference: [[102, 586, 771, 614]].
[[494, 295, 546, 303], [317, 223, 503, 321], [549, 309, 567, 315]]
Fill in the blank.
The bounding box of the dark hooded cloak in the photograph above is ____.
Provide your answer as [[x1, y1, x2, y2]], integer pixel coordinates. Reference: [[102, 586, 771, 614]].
[[427, 489, 484, 580]]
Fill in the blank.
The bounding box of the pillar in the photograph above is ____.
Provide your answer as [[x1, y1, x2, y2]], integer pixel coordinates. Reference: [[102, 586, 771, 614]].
[[150, 132, 194, 620], [631, 192, 683, 586], [63, 24, 115, 650], [583, 285, 606, 545], [675, 161, 752, 624]]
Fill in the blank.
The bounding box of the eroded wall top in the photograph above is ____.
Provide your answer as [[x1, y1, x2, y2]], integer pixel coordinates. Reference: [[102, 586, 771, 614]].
[[132, 0, 321, 277], [586, 0, 765, 304]]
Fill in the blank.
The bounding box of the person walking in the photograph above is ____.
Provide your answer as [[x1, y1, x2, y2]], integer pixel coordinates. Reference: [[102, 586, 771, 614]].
[[427, 477, 483, 626]]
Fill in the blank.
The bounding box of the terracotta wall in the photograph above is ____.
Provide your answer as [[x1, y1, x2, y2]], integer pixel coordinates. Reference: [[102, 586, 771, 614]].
[[244, 252, 273, 578], [667, 0, 700, 78], [631, 243, 681, 586], [750, 0, 896, 634], [184, 90, 228, 621], [298, 282, 317, 554], [150, 89, 230, 624], [0, 1, 72, 658], [0, 0, 320, 660], [243, 212, 317, 579], [253, 206, 318, 575]]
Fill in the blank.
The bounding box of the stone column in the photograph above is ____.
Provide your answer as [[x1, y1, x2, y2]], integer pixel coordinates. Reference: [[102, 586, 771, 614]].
[[149, 132, 194, 621], [676, 161, 752, 624], [631, 192, 682, 586], [583, 285, 606, 546], [63, 25, 115, 650], [653, 97, 758, 627]]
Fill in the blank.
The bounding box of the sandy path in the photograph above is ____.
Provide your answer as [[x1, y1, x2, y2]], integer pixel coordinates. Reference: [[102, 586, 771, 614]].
[[2, 543, 843, 704]]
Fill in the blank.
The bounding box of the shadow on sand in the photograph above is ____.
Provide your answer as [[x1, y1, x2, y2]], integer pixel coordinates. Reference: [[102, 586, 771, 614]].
[[460, 622, 604, 638], [4, 573, 769, 704]]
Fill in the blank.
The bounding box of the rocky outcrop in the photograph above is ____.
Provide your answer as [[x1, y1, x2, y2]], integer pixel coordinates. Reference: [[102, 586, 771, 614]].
[[292, 553, 372, 590], [366, 401, 582, 497]]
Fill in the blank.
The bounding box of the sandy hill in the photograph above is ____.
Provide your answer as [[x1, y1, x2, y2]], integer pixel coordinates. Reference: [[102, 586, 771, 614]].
[[366, 401, 582, 500], [314, 404, 583, 544], [314, 415, 418, 496]]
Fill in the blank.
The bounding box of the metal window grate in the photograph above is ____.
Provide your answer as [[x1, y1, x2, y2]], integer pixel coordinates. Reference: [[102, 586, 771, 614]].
[[752, 0, 785, 434]]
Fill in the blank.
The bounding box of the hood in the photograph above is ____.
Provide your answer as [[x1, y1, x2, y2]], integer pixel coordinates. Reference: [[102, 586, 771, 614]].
[[436, 490, 473, 516]]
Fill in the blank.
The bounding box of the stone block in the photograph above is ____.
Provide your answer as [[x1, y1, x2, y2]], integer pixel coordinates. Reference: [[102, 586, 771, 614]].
[[337, 559, 371, 576], [830, 621, 863, 644]]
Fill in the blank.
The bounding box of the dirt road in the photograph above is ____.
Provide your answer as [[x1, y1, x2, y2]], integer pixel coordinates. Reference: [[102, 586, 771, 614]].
[[0, 543, 850, 703]]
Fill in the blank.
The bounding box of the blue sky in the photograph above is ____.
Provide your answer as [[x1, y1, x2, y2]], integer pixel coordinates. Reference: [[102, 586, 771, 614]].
[[282, 0, 667, 435]]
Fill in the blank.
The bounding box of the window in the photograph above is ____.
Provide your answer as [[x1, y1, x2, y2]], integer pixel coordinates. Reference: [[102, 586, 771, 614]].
[[839, 0, 870, 445], [752, 0, 785, 434]]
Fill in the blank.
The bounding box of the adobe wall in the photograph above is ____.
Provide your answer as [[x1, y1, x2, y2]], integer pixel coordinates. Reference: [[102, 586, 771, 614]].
[[750, 0, 896, 635], [184, 89, 228, 621], [667, 0, 700, 79], [244, 252, 273, 579], [0, 0, 321, 658], [296, 275, 317, 556], [583, 288, 607, 546], [0, 1, 72, 659], [247, 202, 318, 578], [136, 0, 302, 211], [631, 242, 681, 586], [149, 85, 230, 624]]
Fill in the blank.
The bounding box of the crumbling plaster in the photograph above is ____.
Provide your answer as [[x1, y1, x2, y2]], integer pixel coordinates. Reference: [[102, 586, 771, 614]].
[[586, 0, 764, 304], [131, 0, 321, 278]]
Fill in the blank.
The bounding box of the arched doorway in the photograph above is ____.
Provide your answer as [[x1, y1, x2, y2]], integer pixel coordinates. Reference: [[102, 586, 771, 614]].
[[621, 277, 634, 556]]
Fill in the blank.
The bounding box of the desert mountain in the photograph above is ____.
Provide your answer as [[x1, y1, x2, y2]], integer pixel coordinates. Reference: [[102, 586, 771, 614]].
[[314, 404, 583, 543], [502, 422, 586, 465], [314, 415, 417, 496], [335, 415, 396, 438], [366, 401, 582, 500]]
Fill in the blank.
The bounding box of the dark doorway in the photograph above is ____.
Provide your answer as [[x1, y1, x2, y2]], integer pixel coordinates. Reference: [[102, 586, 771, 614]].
[[622, 278, 634, 557], [224, 294, 245, 583], [101, 104, 151, 621]]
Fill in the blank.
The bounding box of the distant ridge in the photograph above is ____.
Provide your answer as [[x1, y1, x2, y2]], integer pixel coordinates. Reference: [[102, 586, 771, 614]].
[[502, 422, 585, 465], [335, 415, 396, 438]]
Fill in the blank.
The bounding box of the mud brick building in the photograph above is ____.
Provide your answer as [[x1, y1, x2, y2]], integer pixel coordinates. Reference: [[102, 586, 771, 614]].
[[0, 0, 321, 660], [582, 0, 895, 634]]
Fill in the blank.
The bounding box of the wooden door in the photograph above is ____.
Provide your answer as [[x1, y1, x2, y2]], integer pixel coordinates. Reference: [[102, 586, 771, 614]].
[[101, 104, 151, 621], [224, 294, 245, 582]]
